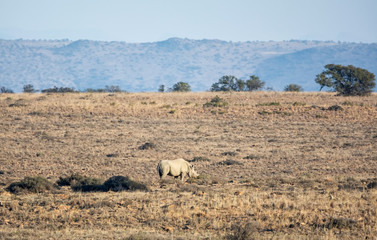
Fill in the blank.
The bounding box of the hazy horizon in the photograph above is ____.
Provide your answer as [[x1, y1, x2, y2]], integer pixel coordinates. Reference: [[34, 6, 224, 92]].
[[1, 0, 377, 43]]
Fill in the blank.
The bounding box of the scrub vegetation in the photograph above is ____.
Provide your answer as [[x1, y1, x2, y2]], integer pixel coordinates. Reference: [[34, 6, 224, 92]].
[[0, 91, 376, 239]]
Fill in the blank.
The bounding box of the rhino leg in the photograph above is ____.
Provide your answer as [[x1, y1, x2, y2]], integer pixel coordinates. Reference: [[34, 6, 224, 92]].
[[180, 173, 187, 182]]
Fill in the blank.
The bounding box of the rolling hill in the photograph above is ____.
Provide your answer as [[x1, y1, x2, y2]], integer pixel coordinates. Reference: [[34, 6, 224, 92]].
[[0, 38, 376, 92]]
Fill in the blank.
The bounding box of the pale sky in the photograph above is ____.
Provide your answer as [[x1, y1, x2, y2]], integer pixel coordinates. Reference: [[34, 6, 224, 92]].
[[0, 0, 376, 43]]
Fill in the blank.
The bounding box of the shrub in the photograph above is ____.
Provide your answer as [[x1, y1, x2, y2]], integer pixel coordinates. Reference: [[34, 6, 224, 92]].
[[41, 86, 76, 93], [190, 156, 211, 162], [7, 176, 55, 194], [284, 84, 303, 92], [57, 173, 104, 192], [367, 180, 377, 189], [327, 217, 356, 229], [138, 142, 156, 150], [203, 95, 228, 108], [219, 159, 243, 166], [256, 102, 280, 106], [171, 82, 191, 92], [327, 105, 344, 111], [104, 176, 148, 192], [226, 221, 259, 240], [221, 151, 237, 156], [0, 86, 14, 93]]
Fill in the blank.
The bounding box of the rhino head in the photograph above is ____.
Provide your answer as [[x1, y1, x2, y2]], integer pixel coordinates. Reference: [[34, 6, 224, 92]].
[[188, 164, 199, 178]]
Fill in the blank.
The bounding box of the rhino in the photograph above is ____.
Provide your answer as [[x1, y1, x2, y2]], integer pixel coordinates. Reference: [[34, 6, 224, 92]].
[[157, 158, 199, 181]]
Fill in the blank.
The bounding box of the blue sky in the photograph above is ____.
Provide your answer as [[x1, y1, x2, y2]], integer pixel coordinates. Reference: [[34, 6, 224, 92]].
[[1, 0, 376, 43]]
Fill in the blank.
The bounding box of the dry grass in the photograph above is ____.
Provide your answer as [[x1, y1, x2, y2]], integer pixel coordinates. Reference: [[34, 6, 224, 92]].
[[0, 91, 377, 239]]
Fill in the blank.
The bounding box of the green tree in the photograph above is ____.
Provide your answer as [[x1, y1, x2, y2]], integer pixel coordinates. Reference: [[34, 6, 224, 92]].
[[245, 75, 265, 91], [23, 84, 36, 93], [236, 79, 246, 91], [210, 75, 240, 91], [172, 82, 191, 92], [315, 64, 376, 96], [284, 84, 303, 92], [0, 86, 14, 93], [158, 84, 165, 92]]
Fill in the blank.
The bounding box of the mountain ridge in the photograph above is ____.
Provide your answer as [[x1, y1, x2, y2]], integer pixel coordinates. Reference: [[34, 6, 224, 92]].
[[0, 38, 376, 92]]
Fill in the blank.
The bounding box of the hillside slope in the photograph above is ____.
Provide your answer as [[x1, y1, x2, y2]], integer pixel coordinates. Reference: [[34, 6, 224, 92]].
[[0, 38, 376, 92]]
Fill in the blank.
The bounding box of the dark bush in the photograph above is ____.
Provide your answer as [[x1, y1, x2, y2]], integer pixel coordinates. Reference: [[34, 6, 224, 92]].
[[327, 105, 344, 111], [0, 86, 14, 93], [327, 217, 356, 229], [367, 180, 377, 189], [104, 176, 148, 192], [190, 156, 211, 162], [222, 151, 237, 156], [57, 173, 105, 192], [203, 96, 228, 108], [41, 86, 76, 93], [219, 159, 243, 166], [7, 176, 55, 194], [138, 142, 156, 150], [284, 84, 303, 92], [226, 221, 259, 240]]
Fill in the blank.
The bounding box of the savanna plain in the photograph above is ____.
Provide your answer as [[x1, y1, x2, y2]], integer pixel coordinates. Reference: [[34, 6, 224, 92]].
[[0, 92, 376, 239]]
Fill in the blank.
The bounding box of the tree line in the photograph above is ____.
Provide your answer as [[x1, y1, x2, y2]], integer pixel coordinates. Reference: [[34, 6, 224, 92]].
[[1, 64, 375, 96]]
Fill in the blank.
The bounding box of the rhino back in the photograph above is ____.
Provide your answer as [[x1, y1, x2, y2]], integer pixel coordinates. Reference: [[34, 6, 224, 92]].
[[167, 159, 189, 176]]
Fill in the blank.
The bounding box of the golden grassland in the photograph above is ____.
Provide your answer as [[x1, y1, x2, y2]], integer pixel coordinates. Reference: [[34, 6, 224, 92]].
[[0, 91, 376, 239]]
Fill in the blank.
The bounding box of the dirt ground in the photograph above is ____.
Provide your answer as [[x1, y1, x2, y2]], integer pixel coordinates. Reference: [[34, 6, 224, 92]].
[[0, 92, 376, 239]]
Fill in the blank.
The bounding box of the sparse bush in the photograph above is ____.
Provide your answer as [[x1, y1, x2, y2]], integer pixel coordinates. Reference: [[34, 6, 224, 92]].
[[327, 217, 356, 229], [243, 154, 261, 160], [327, 105, 344, 111], [222, 151, 237, 156], [293, 101, 306, 106], [256, 102, 280, 106], [23, 84, 36, 93], [190, 156, 211, 162], [367, 180, 377, 189], [219, 159, 243, 166], [138, 142, 156, 150], [104, 176, 148, 192], [105, 85, 122, 93], [7, 176, 55, 194], [186, 174, 223, 185], [0, 86, 14, 93], [226, 221, 259, 240], [57, 173, 105, 192], [41, 86, 76, 93], [203, 95, 228, 108], [284, 84, 303, 92]]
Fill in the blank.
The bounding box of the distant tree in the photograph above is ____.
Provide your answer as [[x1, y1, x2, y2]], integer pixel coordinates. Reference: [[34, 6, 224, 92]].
[[105, 85, 122, 93], [158, 84, 165, 92], [245, 75, 265, 91], [23, 84, 36, 93], [210, 75, 239, 91], [284, 84, 303, 92], [315, 64, 376, 96], [0, 86, 14, 93], [236, 79, 246, 92], [41, 86, 76, 93], [86, 88, 106, 93], [171, 82, 191, 92]]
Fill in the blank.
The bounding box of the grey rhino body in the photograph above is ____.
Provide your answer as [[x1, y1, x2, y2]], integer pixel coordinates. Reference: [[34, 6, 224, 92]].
[[157, 158, 199, 181]]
